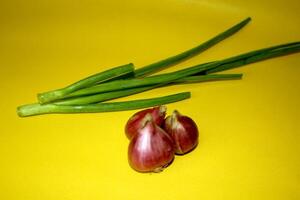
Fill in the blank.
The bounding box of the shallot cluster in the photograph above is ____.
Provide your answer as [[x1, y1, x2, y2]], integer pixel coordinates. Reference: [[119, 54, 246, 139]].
[[125, 105, 199, 173]]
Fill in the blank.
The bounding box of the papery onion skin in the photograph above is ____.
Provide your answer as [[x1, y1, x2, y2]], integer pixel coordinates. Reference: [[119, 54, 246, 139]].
[[128, 115, 174, 172], [164, 110, 199, 155], [125, 106, 166, 140]]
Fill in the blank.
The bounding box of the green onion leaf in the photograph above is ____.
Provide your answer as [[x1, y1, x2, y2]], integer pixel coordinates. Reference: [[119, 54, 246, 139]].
[[17, 92, 191, 117], [133, 17, 251, 77], [38, 63, 134, 104]]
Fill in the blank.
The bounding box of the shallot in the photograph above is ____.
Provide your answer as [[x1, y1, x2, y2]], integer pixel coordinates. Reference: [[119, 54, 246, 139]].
[[164, 110, 199, 155], [128, 114, 174, 172]]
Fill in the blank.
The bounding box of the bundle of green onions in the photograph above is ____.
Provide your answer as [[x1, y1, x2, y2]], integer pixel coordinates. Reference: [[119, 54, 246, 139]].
[[17, 17, 300, 117]]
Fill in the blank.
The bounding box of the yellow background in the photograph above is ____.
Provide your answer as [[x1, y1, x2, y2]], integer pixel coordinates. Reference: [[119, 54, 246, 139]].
[[1, 0, 299, 199]]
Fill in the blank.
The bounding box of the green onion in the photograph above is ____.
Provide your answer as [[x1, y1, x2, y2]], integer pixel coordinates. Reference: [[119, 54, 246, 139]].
[[17, 17, 300, 118], [63, 62, 217, 98], [133, 17, 251, 77], [54, 74, 242, 105], [54, 85, 158, 105], [38, 63, 135, 104], [59, 41, 300, 99], [36, 17, 251, 104], [205, 41, 300, 73], [17, 92, 191, 117], [38, 17, 251, 104], [172, 73, 243, 83]]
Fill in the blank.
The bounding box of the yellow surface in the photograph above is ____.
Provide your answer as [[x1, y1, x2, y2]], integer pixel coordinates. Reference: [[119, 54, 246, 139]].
[[1, 0, 300, 199]]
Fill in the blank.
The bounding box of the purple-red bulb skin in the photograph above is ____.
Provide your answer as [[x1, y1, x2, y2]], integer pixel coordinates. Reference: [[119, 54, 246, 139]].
[[163, 110, 199, 155], [125, 105, 166, 140], [128, 115, 175, 173]]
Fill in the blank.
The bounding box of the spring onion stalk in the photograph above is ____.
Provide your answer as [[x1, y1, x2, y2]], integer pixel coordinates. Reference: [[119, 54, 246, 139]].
[[62, 62, 219, 98], [59, 41, 300, 100], [54, 85, 158, 105], [17, 92, 191, 117], [172, 73, 243, 83], [38, 63, 135, 104], [205, 42, 300, 73], [54, 74, 242, 105], [37, 17, 251, 105], [133, 17, 251, 77]]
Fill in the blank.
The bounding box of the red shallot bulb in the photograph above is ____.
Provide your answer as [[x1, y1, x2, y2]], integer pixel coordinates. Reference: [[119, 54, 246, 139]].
[[128, 114, 175, 173], [163, 110, 199, 155], [125, 105, 166, 140]]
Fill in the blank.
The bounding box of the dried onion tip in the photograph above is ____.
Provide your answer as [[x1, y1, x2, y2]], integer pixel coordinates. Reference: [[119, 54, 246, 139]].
[[125, 105, 166, 140]]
